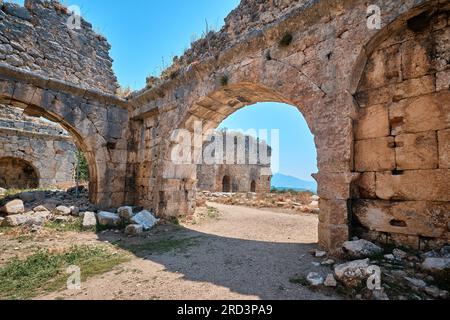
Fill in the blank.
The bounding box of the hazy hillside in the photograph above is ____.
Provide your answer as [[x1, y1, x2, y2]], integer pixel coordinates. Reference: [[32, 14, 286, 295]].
[[271, 173, 317, 193]]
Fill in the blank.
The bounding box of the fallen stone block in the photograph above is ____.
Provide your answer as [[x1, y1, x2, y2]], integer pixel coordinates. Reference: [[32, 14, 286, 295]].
[[131, 210, 159, 230], [52, 205, 71, 216], [125, 224, 144, 236], [3, 214, 42, 227], [82, 212, 97, 230], [306, 272, 324, 286], [324, 274, 337, 287], [118, 206, 135, 222], [97, 211, 121, 227], [421, 258, 450, 273], [334, 259, 370, 287], [0, 199, 25, 215], [342, 239, 383, 258]]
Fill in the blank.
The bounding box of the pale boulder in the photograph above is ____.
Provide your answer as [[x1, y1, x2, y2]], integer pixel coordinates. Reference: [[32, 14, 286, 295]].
[[0, 199, 25, 215]]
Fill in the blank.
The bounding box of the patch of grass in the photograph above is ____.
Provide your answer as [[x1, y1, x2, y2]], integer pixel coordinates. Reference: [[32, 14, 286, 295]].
[[119, 237, 199, 255], [220, 75, 228, 86], [207, 206, 219, 219], [0, 245, 130, 300], [289, 276, 309, 286], [45, 217, 84, 233], [279, 33, 293, 47]]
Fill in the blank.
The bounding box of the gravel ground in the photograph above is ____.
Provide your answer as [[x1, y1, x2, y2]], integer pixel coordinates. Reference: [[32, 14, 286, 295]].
[[38, 203, 339, 300]]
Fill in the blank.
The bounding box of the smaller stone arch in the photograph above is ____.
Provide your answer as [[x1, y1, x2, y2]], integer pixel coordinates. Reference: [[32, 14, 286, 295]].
[[0, 157, 39, 189], [222, 175, 231, 192], [250, 180, 256, 193]]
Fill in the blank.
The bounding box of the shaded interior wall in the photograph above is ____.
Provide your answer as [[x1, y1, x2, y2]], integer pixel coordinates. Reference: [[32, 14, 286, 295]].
[[0, 0, 118, 93], [0, 157, 38, 189], [0, 105, 77, 188], [353, 10, 450, 250]]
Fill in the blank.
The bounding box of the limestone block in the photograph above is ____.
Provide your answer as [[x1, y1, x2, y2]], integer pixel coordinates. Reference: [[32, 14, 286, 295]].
[[438, 129, 450, 168], [395, 132, 438, 170], [353, 172, 376, 199], [314, 172, 360, 200], [355, 104, 390, 140], [318, 199, 349, 225], [401, 37, 432, 80], [376, 169, 450, 201], [353, 200, 450, 239], [388, 91, 450, 134], [355, 137, 395, 172]]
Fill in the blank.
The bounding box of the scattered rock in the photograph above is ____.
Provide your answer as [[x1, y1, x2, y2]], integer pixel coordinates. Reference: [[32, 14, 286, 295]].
[[424, 286, 441, 299], [125, 224, 144, 236], [131, 210, 159, 230], [0, 187, 6, 196], [19, 192, 35, 203], [0, 199, 25, 215], [69, 206, 80, 216], [52, 206, 71, 216], [97, 211, 121, 227], [384, 254, 395, 261], [421, 257, 450, 273], [33, 205, 49, 213], [405, 277, 427, 290], [342, 239, 383, 258], [372, 289, 390, 300], [3, 214, 42, 227], [324, 274, 337, 287], [321, 259, 335, 266], [334, 259, 370, 287], [118, 206, 135, 222], [393, 249, 408, 260], [315, 250, 327, 258], [82, 212, 97, 230], [306, 272, 324, 286]]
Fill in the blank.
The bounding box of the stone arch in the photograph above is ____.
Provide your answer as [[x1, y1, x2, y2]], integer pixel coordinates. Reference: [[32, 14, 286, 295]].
[[0, 157, 39, 189], [222, 175, 231, 193], [0, 77, 112, 206], [350, 1, 450, 249], [250, 180, 256, 193]]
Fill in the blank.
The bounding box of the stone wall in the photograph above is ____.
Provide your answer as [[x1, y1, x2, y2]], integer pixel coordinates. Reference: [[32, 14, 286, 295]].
[[197, 132, 272, 193], [353, 10, 450, 250], [0, 0, 118, 94], [0, 104, 77, 188]]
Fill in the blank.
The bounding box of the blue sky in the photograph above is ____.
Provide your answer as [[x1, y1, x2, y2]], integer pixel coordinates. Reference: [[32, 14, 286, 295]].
[[9, 0, 318, 181]]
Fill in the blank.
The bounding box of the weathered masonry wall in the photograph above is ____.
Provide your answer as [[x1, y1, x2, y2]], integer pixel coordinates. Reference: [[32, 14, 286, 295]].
[[197, 133, 272, 193], [0, 104, 76, 189], [353, 10, 450, 250], [129, 0, 449, 253], [0, 0, 118, 94], [197, 164, 271, 193]]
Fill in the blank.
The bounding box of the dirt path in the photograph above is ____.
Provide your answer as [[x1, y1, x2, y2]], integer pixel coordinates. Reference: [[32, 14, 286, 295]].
[[39, 203, 339, 300]]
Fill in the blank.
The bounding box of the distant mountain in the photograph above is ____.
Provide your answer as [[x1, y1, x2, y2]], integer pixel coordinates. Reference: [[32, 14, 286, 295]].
[[271, 173, 317, 193]]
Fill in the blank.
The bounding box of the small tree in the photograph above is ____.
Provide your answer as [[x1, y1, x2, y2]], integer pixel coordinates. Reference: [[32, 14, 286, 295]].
[[75, 150, 89, 183]]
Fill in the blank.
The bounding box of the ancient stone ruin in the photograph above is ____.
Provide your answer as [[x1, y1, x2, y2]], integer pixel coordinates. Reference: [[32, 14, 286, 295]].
[[197, 132, 272, 193], [0, 0, 448, 253], [0, 104, 76, 189]]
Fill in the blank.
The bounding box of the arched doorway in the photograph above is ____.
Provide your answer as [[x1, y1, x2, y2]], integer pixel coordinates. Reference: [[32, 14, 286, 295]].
[[222, 175, 231, 192], [250, 180, 256, 192], [0, 157, 38, 189]]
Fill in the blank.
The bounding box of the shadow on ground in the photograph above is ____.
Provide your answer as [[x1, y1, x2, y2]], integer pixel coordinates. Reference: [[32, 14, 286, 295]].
[[96, 224, 335, 300]]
